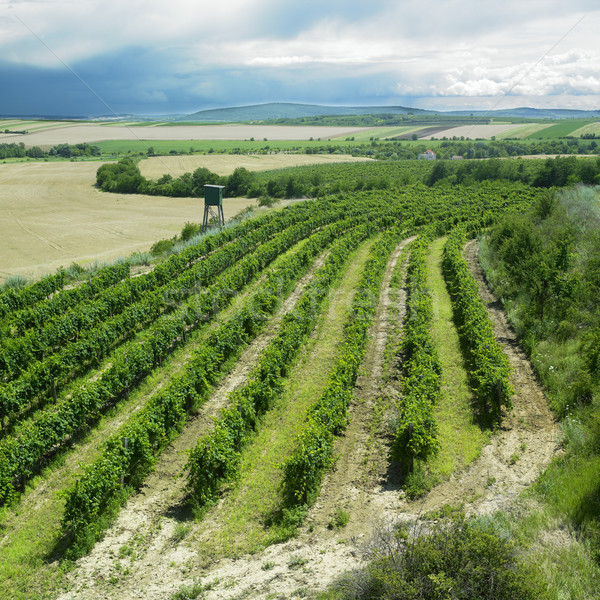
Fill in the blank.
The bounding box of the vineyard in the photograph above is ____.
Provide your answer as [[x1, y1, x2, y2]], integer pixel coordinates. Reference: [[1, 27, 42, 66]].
[[1, 172, 598, 599]]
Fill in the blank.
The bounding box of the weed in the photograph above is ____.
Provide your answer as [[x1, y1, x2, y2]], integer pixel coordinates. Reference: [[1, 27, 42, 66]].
[[288, 555, 308, 568], [261, 561, 276, 571], [172, 522, 192, 543], [118, 542, 135, 559], [327, 508, 350, 530], [170, 578, 212, 600]]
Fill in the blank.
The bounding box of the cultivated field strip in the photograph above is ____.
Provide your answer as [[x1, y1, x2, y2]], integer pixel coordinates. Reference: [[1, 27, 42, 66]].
[[280, 226, 403, 506], [442, 226, 512, 424], [390, 235, 442, 471], [184, 223, 382, 509]]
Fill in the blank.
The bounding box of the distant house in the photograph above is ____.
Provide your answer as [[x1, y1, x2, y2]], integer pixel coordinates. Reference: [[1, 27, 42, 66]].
[[418, 149, 436, 160], [451, 155, 464, 160]]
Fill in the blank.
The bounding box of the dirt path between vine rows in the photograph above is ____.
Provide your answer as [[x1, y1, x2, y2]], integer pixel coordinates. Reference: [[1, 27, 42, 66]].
[[57, 238, 561, 600], [57, 251, 331, 600]]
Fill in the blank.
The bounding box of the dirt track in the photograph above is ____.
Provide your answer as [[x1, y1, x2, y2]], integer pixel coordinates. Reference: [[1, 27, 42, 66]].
[[56, 239, 561, 600]]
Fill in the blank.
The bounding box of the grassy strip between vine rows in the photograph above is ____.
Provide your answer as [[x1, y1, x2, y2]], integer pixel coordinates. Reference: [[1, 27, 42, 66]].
[[0, 207, 351, 506], [391, 235, 442, 474], [60, 213, 379, 557], [183, 219, 393, 511], [0, 205, 324, 425], [280, 225, 403, 506], [442, 226, 512, 424]]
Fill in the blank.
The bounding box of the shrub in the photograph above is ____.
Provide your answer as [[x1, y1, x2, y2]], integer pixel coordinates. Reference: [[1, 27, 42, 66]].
[[330, 515, 549, 600]]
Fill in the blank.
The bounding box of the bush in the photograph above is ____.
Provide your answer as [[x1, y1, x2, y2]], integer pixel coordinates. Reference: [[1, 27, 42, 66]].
[[180, 222, 201, 242], [150, 238, 176, 256], [330, 515, 549, 600]]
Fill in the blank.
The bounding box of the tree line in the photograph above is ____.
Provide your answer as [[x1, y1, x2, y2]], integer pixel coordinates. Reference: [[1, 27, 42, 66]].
[[0, 142, 101, 160]]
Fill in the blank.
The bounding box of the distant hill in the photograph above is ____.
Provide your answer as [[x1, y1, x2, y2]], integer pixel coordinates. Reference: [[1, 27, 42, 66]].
[[450, 107, 600, 119], [5, 103, 598, 123], [174, 102, 600, 124], [177, 102, 434, 122]]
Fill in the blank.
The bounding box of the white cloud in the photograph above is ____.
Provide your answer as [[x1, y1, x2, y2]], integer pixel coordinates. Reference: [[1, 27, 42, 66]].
[[1, 0, 599, 112]]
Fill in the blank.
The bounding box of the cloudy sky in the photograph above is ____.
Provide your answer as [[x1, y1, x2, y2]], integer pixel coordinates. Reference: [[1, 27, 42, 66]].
[[0, 0, 598, 116]]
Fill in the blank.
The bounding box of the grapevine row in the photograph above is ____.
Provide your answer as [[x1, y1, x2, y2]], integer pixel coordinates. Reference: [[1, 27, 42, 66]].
[[0, 263, 130, 337], [183, 222, 383, 509], [0, 212, 362, 504], [0, 203, 346, 427], [0, 208, 281, 341], [0, 204, 317, 383], [0, 270, 66, 319], [60, 215, 372, 554], [391, 236, 441, 471], [281, 226, 403, 505], [442, 226, 512, 423]]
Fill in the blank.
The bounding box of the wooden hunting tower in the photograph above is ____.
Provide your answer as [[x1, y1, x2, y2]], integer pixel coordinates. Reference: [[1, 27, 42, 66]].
[[202, 184, 225, 232]]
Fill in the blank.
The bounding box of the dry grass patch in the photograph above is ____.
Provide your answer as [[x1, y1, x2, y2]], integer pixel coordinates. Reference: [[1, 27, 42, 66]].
[[0, 161, 255, 283]]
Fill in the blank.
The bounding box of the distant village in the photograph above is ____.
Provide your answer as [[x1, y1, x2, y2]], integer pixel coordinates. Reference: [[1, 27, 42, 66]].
[[418, 149, 463, 160]]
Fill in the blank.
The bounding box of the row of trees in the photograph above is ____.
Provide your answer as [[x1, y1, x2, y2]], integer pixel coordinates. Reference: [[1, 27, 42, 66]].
[[426, 156, 600, 187], [97, 155, 600, 203], [0, 142, 100, 160]]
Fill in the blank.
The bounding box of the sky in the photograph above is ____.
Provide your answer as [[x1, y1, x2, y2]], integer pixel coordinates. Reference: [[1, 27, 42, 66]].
[[0, 0, 598, 117]]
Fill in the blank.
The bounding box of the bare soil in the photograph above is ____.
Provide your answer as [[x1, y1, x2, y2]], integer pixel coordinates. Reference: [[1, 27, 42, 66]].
[[56, 239, 561, 600], [1, 124, 372, 149]]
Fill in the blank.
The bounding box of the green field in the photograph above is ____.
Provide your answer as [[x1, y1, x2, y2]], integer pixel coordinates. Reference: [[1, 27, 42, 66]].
[[571, 121, 600, 137], [495, 123, 556, 139], [525, 119, 595, 138]]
